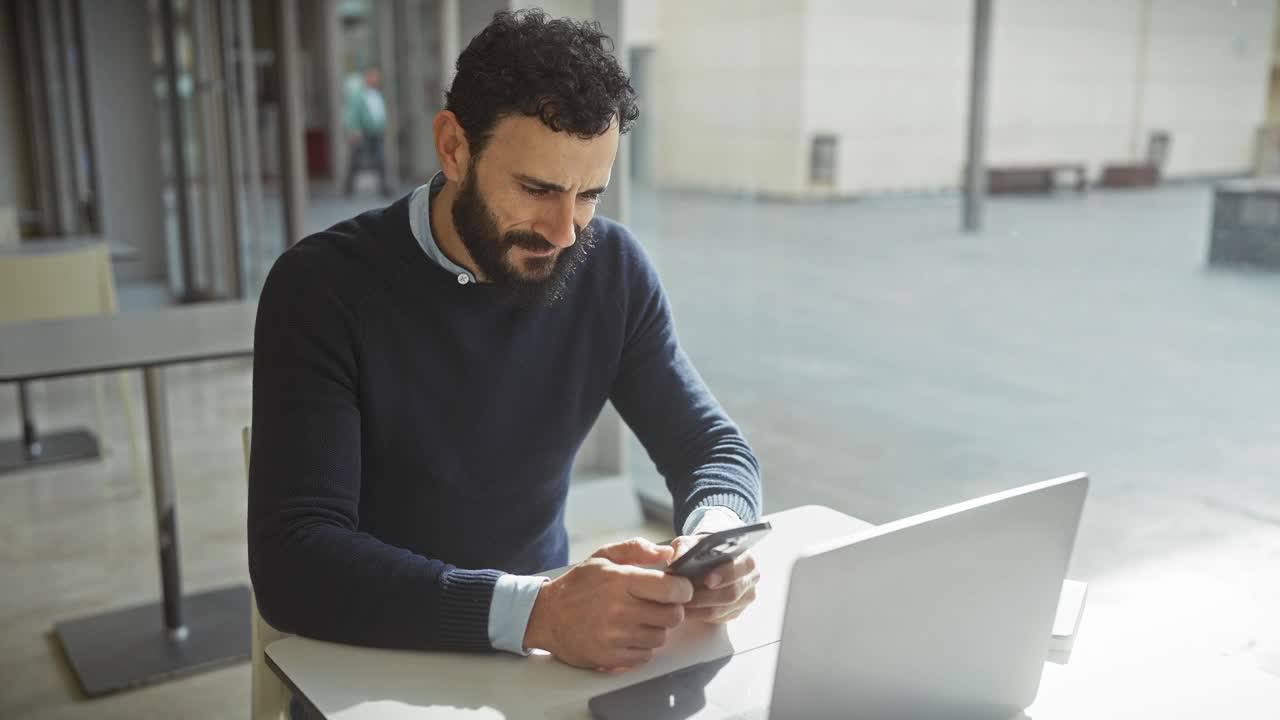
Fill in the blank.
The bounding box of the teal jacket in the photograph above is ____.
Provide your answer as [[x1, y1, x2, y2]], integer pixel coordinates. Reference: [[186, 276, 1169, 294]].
[[343, 78, 386, 136]]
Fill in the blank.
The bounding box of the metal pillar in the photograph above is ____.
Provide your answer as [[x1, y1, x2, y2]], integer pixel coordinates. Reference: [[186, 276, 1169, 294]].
[[592, 0, 630, 226], [191, 0, 229, 299], [37, 0, 77, 234], [235, 0, 265, 292], [376, 0, 400, 191], [160, 0, 199, 293], [143, 367, 185, 633], [219, 0, 246, 298], [320, 0, 347, 186], [441, 0, 460, 89], [963, 0, 993, 233], [399, 0, 435, 182], [275, 0, 307, 248], [13, 1, 56, 234], [57, 0, 94, 231]]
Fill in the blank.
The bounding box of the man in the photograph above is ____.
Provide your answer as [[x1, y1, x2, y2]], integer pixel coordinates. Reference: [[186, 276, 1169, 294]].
[[249, 9, 762, 673], [342, 67, 391, 198]]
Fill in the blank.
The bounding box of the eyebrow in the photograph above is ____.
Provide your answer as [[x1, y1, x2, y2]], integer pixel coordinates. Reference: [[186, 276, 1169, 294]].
[[513, 173, 607, 196]]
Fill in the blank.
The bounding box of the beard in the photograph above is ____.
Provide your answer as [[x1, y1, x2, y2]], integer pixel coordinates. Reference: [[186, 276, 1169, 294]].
[[450, 167, 596, 308]]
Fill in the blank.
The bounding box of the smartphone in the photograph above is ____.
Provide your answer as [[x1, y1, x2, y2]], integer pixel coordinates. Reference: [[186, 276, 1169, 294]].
[[666, 521, 772, 580]]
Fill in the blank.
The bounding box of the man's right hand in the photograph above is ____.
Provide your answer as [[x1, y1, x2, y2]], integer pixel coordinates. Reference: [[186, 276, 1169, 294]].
[[523, 538, 693, 672]]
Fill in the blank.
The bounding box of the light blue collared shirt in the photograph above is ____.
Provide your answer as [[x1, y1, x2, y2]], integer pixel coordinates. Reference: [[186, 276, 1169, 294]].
[[407, 172, 476, 286], [407, 175, 745, 654]]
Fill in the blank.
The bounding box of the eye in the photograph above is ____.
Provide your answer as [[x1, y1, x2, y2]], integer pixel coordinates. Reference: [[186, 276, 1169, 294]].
[[523, 185, 550, 197], [579, 191, 602, 204]]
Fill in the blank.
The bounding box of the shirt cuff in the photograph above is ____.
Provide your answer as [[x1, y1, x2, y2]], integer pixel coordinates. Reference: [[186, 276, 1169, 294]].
[[683, 506, 745, 536], [488, 573, 549, 655]]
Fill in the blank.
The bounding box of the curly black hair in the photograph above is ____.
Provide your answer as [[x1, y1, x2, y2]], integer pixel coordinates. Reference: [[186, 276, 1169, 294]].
[[445, 9, 639, 157]]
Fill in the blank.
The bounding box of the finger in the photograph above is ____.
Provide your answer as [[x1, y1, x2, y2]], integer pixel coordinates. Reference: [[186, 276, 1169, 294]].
[[594, 538, 674, 566], [618, 625, 669, 650], [705, 552, 758, 590], [690, 603, 741, 624], [689, 569, 760, 608], [624, 598, 686, 628], [707, 589, 756, 624], [687, 585, 737, 609], [668, 534, 706, 561], [684, 605, 717, 622], [688, 585, 758, 622], [698, 560, 736, 590], [707, 607, 746, 625], [606, 647, 654, 669], [623, 568, 694, 604]]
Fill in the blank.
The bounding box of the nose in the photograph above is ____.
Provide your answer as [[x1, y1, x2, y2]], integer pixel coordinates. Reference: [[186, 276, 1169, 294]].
[[538, 195, 577, 250]]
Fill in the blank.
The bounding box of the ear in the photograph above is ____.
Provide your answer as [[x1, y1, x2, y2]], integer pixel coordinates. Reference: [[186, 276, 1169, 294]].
[[432, 110, 471, 182]]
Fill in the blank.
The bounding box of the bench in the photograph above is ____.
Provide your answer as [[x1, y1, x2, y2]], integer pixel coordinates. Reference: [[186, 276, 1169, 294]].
[[986, 164, 1087, 194]]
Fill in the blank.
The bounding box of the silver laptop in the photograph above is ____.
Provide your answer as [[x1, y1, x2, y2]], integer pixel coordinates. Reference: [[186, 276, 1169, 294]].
[[589, 473, 1088, 720]]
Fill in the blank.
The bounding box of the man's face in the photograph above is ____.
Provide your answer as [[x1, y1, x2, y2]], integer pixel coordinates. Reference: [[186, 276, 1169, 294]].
[[451, 114, 618, 301]]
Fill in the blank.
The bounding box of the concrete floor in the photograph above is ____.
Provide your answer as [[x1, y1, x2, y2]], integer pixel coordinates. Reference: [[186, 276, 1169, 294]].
[[628, 181, 1280, 688], [3, 181, 1278, 717]]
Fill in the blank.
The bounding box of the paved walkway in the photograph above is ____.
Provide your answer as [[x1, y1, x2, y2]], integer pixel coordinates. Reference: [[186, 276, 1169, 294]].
[[627, 182, 1280, 681]]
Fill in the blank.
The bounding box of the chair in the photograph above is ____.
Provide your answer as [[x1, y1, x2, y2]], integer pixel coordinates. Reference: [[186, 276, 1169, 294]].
[[242, 426, 292, 720], [0, 242, 144, 482]]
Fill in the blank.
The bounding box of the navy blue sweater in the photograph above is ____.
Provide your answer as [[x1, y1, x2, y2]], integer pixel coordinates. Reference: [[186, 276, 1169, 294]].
[[247, 193, 761, 652]]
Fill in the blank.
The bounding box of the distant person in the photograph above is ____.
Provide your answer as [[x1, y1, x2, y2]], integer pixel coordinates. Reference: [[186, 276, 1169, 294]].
[[342, 67, 390, 198], [250, 10, 762, 674]]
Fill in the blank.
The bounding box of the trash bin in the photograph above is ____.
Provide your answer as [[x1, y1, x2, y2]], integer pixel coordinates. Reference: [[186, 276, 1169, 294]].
[[1208, 179, 1280, 269]]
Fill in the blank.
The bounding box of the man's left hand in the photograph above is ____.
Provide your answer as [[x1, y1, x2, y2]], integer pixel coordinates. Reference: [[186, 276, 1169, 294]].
[[667, 535, 761, 624]]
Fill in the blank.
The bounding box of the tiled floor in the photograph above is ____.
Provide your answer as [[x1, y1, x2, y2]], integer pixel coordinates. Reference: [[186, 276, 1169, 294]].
[[2, 181, 1278, 717]]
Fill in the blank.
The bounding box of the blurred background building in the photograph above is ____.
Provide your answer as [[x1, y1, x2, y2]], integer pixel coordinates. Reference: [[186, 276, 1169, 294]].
[[2, 1, 1280, 717], [3, 0, 1275, 299], [652, 1, 1274, 195]]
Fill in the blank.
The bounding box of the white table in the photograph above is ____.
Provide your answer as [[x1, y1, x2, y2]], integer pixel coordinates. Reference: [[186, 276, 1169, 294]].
[[267, 505, 870, 719], [267, 504, 1280, 719], [0, 302, 256, 696]]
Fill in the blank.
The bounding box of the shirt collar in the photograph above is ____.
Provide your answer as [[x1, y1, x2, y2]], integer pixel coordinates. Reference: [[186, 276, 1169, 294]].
[[407, 171, 477, 286]]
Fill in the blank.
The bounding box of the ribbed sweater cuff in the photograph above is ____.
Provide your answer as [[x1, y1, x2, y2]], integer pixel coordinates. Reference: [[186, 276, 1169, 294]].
[[684, 491, 759, 530], [438, 568, 503, 651]]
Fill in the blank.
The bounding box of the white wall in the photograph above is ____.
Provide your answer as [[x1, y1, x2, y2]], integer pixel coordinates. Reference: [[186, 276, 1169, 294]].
[[653, 0, 807, 195], [521, 0, 594, 20], [984, 0, 1143, 176], [652, 0, 1275, 196], [623, 0, 659, 47], [803, 0, 971, 194], [1133, 0, 1273, 176], [988, 0, 1272, 178]]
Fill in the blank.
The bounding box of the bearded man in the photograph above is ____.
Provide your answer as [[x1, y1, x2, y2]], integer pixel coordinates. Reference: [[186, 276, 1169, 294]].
[[249, 9, 762, 674]]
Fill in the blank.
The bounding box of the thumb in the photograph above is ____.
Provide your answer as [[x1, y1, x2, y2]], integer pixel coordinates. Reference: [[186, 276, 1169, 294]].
[[592, 538, 674, 566]]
